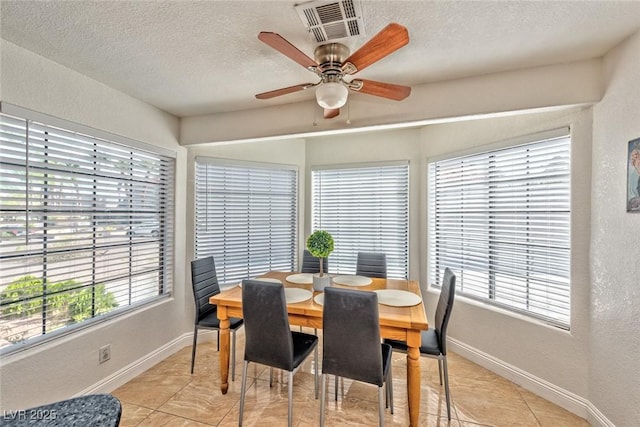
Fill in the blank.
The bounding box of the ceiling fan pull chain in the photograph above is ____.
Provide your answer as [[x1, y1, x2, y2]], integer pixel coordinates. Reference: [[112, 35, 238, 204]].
[[313, 103, 318, 127]]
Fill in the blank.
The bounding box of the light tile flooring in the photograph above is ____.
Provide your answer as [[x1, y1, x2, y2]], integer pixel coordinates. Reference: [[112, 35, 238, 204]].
[[112, 330, 589, 426]]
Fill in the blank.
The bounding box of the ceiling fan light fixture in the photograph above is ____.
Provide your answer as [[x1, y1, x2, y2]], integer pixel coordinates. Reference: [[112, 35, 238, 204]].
[[316, 82, 348, 109]]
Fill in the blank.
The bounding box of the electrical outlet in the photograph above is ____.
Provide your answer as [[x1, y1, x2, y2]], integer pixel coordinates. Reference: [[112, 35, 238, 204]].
[[99, 344, 111, 364]]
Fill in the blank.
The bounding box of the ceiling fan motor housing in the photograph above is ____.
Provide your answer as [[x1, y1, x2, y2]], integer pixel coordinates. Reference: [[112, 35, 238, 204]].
[[314, 43, 350, 82]]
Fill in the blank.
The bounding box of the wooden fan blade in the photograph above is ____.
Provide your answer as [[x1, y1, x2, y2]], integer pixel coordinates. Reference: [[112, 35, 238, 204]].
[[342, 23, 409, 74], [324, 108, 340, 119], [255, 83, 315, 99], [351, 79, 411, 101], [258, 32, 318, 69]]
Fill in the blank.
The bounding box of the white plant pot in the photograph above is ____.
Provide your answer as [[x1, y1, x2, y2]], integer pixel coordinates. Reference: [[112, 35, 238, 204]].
[[312, 273, 331, 292]]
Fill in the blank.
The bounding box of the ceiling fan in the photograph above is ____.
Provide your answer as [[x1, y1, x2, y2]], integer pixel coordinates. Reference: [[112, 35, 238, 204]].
[[255, 23, 411, 119]]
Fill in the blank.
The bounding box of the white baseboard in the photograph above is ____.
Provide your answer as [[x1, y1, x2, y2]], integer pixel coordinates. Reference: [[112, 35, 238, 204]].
[[448, 338, 614, 427], [76, 331, 214, 397]]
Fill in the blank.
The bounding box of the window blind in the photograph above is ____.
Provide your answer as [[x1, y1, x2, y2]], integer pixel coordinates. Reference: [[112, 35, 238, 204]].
[[0, 111, 175, 352], [312, 163, 409, 279], [428, 132, 571, 328], [195, 159, 298, 286]]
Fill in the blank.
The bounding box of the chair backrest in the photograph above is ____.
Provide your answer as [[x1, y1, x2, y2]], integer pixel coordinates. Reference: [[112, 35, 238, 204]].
[[301, 249, 328, 273], [241, 280, 294, 371], [435, 267, 456, 355], [322, 287, 384, 386], [355, 252, 387, 278], [190, 257, 220, 323]]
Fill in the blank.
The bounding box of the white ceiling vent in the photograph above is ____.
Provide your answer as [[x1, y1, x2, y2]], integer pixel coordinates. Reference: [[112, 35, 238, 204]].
[[295, 0, 365, 43]]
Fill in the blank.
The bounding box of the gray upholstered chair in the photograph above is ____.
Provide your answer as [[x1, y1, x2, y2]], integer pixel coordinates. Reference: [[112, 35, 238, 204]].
[[239, 280, 319, 427], [385, 267, 456, 419], [300, 249, 328, 273], [355, 252, 387, 278], [320, 287, 393, 426], [190, 257, 243, 377]]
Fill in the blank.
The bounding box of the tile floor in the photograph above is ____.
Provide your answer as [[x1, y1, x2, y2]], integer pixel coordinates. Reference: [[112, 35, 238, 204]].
[[112, 330, 590, 426]]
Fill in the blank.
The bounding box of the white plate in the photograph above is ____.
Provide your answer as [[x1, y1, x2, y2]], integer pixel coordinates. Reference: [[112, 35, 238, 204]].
[[374, 289, 422, 307], [286, 273, 314, 285], [284, 288, 313, 304], [238, 277, 282, 287], [313, 293, 325, 305], [332, 275, 372, 287]]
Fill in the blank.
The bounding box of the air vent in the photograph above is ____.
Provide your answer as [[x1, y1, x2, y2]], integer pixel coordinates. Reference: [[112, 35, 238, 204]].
[[295, 0, 365, 43]]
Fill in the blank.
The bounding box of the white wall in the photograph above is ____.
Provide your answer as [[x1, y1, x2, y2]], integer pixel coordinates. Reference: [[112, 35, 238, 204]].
[[0, 41, 189, 410], [590, 30, 640, 427]]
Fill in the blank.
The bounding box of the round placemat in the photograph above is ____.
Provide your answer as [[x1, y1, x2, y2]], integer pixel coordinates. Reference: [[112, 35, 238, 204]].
[[313, 293, 325, 305], [284, 288, 313, 304], [374, 289, 422, 307], [286, 273, 314, 284], [332, 275, 373, 287]]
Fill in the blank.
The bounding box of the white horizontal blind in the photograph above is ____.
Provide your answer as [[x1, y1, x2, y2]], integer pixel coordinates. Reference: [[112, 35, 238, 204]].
[[195, 159, 297, 286], [428, 133, 571, 328], [0, 112, 175, 352], [312, 163, 409, 278]]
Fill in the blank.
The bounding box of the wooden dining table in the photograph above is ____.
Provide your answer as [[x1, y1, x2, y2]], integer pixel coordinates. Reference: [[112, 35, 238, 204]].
[[210, 271, 429, 427]]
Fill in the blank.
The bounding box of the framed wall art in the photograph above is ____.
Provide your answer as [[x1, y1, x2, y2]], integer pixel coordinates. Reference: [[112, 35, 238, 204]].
[[628, 137, 640, 212]]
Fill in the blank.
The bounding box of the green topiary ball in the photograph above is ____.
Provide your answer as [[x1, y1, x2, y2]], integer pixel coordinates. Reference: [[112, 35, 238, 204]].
[[306, 230, 334, 258]]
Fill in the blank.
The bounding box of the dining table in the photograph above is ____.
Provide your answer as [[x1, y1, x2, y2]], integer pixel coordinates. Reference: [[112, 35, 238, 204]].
[[209, 271, 429, 427]]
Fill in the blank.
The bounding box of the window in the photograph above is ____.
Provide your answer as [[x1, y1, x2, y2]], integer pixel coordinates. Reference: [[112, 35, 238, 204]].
[[312, 162, 409, 279], [195, 158, 298, 285], [0, 108, 175, 353], [428, 129, 571, 328]]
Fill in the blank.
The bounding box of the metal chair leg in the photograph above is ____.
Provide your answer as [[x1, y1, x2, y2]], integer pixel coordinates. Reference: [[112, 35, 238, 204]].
[[387, 362, 394, 414], [320, 374, 327, 427], [443, 356, 452, 420], [190, 326, 198, 374], [334, 375, 338, 401], [269, 367, 274, 387], [378, 386, 385, 427], [239, 361, 249, 427], [438, 358, 444, 385], [288, 371, 294, 427], [314, 345, 319, 399]]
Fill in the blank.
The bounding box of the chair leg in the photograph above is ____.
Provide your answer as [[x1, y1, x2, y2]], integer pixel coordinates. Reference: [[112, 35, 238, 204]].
[[231, 329, 237, 381], [378, 386, 385, 427], [314, 345, 319, 399], [443, 356, 452, 420], [387, 363, 394, 414], [287, 371, 294, 427], [217, 329, 220, 351], [269, 367, 274, 387], [239, 361, 249, 427], [438, 358, 444, 386], [334, 375, 338, 401], [320, 374, 327, 427], [190, 326, 198, 374]]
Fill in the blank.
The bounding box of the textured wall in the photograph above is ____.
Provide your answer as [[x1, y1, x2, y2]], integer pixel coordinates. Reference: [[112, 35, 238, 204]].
[[0, 41, 189, 410], [590, 30, 640, 426]]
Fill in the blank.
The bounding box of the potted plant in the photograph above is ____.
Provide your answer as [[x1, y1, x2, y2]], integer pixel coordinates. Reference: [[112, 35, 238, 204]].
[[306, 230, 334, 291]]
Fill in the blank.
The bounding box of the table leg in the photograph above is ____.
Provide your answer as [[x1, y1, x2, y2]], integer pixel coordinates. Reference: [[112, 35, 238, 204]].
[[406, 330, 421, 427], [218, 306, 230, 394]]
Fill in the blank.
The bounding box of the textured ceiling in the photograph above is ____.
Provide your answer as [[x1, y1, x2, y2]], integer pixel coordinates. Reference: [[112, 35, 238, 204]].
[[2, 0, 640, 118]]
